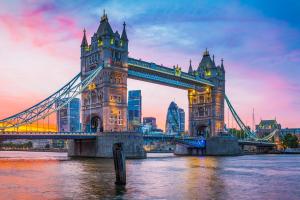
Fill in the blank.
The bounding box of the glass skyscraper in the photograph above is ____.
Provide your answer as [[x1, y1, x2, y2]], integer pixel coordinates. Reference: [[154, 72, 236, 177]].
[[165, 101, 185, 135], [56, 98, 80, 132], [143, 117, 157, 129], [128, 90, 142, 131], [178, 108, 185, 133]]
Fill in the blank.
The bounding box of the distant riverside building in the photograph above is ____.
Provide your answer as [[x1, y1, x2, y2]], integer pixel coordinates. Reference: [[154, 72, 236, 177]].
[[256, 119, 281, 138], [142, 117, 162, 134], [56, 98, 81, 132], [143, 117, 157, 129], [165, 101, 185, 135], [280, 128, 300, 141], [142, 127, 163, 134], [128, 90, 142, 131]]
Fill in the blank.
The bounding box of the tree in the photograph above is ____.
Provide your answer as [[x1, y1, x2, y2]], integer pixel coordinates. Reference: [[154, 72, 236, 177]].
[[281, 134, 299, 149], [228, 128, 245, 139]]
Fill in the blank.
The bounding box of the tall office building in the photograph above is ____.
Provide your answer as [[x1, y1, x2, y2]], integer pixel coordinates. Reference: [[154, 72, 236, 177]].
[[57, 98, 80, 132], [143, 117, 157, 129], [178, 108, 185, 133], [256, 119, 281, 137], [165, 101, 185, 135], [128, 90, 142, 131]]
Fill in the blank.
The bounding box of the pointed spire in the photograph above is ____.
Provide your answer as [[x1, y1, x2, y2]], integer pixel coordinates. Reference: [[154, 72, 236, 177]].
[[188, 59, 193, 74], [81, 28, 88, 47], [221, 58, 224, 70], [198, 48, 214, 71], [115, 31, 120, 38], [121, 21, 128, 41], [101, 9, 108, 22], [212, 54, 215, 66], [203, 48, 210, 56], [97, 10, 113, 36]]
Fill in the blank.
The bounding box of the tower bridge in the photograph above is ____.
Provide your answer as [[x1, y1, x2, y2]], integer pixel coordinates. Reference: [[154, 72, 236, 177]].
[[78, 13, 225, 138], [0, 13, 276, 157]]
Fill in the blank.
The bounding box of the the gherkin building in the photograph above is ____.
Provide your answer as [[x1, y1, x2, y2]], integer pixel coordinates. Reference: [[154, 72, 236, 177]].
[[165, 101, 185, 135]]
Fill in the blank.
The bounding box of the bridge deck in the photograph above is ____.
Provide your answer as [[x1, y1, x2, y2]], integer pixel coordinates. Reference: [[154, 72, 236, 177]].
[[0, 132, 276, 148], [0, 132, 97, 140], [238, 140, 276, 147]]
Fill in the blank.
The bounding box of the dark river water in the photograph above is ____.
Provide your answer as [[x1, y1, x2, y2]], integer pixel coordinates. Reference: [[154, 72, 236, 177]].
[[0, 151, 299, 200]]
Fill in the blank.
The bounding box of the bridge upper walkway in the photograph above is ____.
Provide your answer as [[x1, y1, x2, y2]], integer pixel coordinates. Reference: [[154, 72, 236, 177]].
[[128, 57, 214, 89]]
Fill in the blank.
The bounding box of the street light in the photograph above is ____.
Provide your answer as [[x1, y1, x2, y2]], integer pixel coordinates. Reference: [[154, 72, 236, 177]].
[[88, 82, 96, 133]]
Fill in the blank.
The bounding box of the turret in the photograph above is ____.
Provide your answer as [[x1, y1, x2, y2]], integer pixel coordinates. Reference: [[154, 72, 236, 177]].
[[221, 58, 224, 71], [81, 29, 88, 47], [81, 29, 88, 55], [197, 48, 216, 78], [188, 59, 193, 74], [121, 22, 128, 50], [80, 12, 129, 133], [97, 10, 114, 36]]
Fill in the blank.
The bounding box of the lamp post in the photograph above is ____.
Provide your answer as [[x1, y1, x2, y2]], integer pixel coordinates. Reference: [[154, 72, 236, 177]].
[[88, 82, 96, 133]]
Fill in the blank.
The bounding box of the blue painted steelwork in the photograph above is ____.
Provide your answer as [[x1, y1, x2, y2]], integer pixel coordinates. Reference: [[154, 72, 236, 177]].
[[176, 138, 206, 148], [225, 94, 255, 139], [142, 133, 206, 148], [128, 57, 214, 89], [128, 70, 198, 89]]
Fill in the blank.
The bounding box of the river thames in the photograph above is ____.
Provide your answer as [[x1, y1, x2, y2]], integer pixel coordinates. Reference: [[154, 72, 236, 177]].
[[0, 152, 299, 200]]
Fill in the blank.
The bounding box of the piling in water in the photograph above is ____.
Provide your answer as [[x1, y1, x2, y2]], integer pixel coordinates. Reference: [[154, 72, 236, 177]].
[[113, 143, 126, 185]]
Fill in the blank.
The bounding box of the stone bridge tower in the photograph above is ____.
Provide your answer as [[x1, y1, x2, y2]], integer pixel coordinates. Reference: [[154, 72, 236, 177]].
[[188, 49, 225, 137], [80, 13, 128, 132]]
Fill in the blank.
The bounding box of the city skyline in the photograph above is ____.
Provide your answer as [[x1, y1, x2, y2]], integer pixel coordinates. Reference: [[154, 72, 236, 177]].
[[0, 1, 300, 130]]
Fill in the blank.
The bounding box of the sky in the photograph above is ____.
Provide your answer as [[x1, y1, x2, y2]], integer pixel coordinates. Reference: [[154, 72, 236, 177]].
[[0, 0, 299, 131]]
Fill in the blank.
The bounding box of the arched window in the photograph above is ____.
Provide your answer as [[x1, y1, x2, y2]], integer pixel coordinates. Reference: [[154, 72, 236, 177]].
[[91, 91, 97, 104], [84, 96, 89, 106]]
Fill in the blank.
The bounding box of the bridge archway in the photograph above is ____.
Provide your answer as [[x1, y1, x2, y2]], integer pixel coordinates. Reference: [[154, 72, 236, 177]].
[[91, 116, 103, 133], [196, 125, 208, 137], [85, 115, 103, 133]]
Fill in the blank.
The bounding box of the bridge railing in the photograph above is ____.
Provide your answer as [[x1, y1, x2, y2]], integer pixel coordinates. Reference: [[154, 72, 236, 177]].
[[0, 131, 97, 135]]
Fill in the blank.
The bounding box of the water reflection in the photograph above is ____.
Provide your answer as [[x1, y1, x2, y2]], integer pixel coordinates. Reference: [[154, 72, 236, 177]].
[[0, 152, 299, 200]]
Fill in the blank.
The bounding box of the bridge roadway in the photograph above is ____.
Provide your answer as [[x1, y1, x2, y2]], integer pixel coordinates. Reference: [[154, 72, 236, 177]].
[[0, 132, 192, 141], [0, 132, 98, 140], [0, 132, 275, 148]]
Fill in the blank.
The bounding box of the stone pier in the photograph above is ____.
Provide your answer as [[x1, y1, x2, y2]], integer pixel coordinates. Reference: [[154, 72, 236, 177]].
[[68, 132, 146, 158], [174, 136, 242, 156], [174, 144, 205, 156], [206, 136, 242, 156]]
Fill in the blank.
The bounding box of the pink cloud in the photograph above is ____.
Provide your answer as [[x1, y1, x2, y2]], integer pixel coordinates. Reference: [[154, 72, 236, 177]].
[[226, 60, 300, 128], [0, 3, 82, 60]]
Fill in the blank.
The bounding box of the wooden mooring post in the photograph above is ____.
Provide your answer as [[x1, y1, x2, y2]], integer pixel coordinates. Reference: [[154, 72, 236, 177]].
[[113, 143, 126, 185]]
